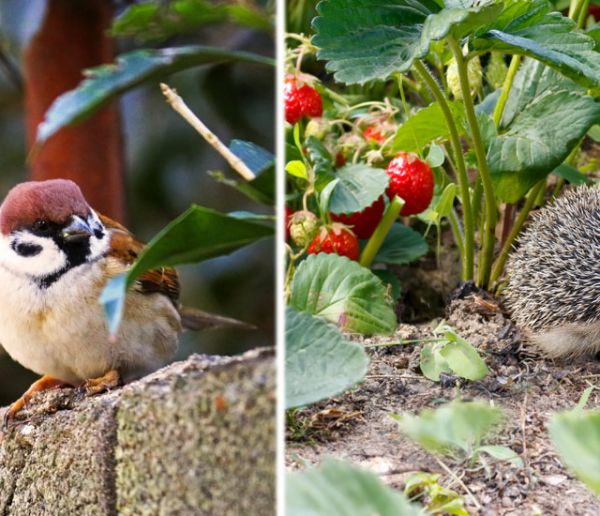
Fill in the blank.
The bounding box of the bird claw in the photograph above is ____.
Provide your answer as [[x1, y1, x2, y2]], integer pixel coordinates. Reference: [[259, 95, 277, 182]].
[[81, 369, 120, 396]]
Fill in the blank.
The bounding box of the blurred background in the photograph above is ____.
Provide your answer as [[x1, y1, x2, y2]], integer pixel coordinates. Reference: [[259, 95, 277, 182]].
[[0, 0, 275, 404]]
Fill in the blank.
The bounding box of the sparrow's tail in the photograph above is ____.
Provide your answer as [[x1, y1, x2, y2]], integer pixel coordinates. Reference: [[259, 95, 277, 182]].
[[178, 306, 256, 331]]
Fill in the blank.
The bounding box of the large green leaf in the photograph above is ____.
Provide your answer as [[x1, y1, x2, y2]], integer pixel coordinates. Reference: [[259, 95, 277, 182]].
[[328, 164, 389, 215], [36, 46, 274, 145], [373, 223, 428, 265], [474, 1, 600, 87], [393, 101, 465, 153], [285, 307, 369, 408], [101, 205, 273, 334], [391, 400, 504, 458], [287, 459, 421, 516], [488, 91, 600, 202], [549, 410, 600, 495], [500, 58, 583, 128], [439, 329, 488, 381], [289, 254, 397, 335], [312, 0, 502, 85]]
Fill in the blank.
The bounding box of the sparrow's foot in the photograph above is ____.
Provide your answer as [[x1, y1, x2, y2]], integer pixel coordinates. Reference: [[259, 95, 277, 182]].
[[82, 369, 120, 396], [3, 375, 70, 429]]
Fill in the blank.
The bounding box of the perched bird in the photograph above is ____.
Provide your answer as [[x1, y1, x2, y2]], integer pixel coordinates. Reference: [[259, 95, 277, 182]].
[[504, 185, 600, 358], [0, 179, 246, 422]]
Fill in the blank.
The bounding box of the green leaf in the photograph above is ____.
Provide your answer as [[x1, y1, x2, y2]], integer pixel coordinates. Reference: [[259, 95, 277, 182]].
[[208, 139, 275, 204], [100, 205, 273, 334], [420, 343, 452, 382], [289, 253, 397, 335], [552, 163, 590, 185], [488, 91, 600, 202], [36, 46, 274, 145], [477, 445, 524, 467], [434, 183, 457, 219], [393, 101, 465, 153], [329, 164, 389, 215], [439, 330, 488, 381], [426, 143, 445, 168], [373, 223, 428, 265], [391, 400, 503, 457], [499, 58, 583, 128], [111, 0, 272, 42], [474, 2, 600, 87], [305, 136, 335, 190], [313, 0, 502, 85], [285, 160, 308, 179], [286, 459, 421, 516], [549, 410, 600, 495], [285, 307, 369, 408], [589, 124, 600, 142]]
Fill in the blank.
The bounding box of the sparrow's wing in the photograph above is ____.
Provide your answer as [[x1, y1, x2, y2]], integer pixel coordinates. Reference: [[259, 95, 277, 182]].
[[98, 213, 181, 305]]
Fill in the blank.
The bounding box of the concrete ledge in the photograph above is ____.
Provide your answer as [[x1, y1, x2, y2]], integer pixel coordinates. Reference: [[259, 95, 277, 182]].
[[0, 348, 275, 515]]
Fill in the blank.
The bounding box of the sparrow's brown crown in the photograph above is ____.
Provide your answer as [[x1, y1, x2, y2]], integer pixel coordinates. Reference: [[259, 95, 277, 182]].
[[0, 179, 91, 235]]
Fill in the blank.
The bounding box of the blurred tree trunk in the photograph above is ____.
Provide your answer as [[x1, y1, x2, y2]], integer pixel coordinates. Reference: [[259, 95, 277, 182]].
[[24, 0, 125, 221]]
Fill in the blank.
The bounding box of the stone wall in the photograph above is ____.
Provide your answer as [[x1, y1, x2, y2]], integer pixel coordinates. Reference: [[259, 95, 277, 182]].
[[0, 348, 276, 515]]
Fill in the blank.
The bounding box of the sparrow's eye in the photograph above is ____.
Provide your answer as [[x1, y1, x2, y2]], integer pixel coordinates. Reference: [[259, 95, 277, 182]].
[[32, 220, 51, 235]]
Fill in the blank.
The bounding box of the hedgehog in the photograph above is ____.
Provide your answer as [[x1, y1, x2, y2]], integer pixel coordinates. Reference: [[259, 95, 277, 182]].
[[504, 185, 600, 359]]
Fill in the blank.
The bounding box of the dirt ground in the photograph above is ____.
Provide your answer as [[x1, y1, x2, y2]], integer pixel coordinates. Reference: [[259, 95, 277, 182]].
[[286, 290, 600, 515]]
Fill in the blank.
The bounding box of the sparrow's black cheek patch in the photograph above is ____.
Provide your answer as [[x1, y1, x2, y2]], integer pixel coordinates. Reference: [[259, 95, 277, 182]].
[[94, 228, 104, 239], [11, 241, 42, 257]]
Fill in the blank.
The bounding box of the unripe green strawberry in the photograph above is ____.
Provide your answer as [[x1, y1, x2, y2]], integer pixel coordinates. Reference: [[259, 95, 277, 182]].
[[486, 52, 508, 90], [289, 210, 319, 247], [446, 56, 482, 100], [304, 117, 329, 140]]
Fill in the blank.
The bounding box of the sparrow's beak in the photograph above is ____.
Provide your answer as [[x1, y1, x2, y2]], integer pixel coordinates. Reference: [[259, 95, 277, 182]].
[[61, 217, 93, 243]]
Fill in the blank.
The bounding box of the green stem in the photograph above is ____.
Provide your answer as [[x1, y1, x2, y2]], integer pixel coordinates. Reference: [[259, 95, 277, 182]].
[[448, 208, 465, 261], [492, 55, 521, 129], [413, 60, 474, 281], [359, 196, 404, 268], [447, 35, 497, 289], [577, 0, 590, 28], [489, 180, 545, 287]]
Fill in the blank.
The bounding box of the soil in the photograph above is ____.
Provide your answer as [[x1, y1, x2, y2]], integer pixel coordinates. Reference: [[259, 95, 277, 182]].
[[286, 290, 600, 515]]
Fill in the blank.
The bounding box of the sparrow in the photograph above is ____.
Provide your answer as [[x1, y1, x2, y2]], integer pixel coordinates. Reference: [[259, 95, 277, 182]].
[[0, 179, 247, 423]]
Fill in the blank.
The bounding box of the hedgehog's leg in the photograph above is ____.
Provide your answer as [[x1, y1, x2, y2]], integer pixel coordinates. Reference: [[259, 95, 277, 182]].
[[531, 321, 600, 359]]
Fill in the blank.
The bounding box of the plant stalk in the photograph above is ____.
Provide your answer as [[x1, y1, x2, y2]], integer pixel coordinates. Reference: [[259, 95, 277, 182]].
[[413, 59, 474, 281], [359, 196, 404, 268], [447, 36, 497, 289], [489, 180, 545, 287], [492, 55, 521, 129]]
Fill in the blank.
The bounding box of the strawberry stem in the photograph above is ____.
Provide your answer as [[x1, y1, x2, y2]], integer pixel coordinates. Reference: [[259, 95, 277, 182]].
[[359, 196, 404, 268]]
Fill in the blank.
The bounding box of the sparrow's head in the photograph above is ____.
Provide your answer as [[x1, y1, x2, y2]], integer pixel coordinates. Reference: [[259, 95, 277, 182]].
[[0, 179, 110, 286]]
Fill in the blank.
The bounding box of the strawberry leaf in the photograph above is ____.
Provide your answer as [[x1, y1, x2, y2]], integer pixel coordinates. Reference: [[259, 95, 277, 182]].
[[287, 459, 421, 515], [373, 223, 428, 265], [312, 0, 502, 85], [289, 254, 397, 335], [285, 307, 368, 408], [328, 164, 389, 215]]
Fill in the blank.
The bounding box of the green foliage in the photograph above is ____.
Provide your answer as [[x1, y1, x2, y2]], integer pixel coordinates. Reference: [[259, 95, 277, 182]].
[[474, 1, 600, 87], [285, 307, 369, 408], [392, 101, 465, 153], [36, 46, 274, 145], [210, 140, 276, 204], [328, 164, 389, 215], [313, 0, 502, 85], [372, 223, 429, 265], [392, 400, 521, 467], [487, 90, 600, 202], [420, 324, 488, 382], [111, 0, 272, 42], [286, 459, 421, 515], [289, 254, 397, 335], [404, 472, 468, 516], [101, 205, 273, 334]]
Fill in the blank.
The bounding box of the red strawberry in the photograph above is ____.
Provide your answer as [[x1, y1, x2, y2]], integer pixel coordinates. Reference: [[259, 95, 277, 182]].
[[307, 224, 359, 261], [330, 196, 385, 239], [385, 152, 434, 216], [363, 125, 385, 144], [284, 76, 323, 124], [335, 152, 346, 167]]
